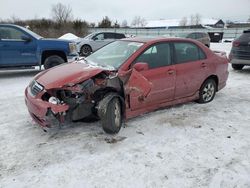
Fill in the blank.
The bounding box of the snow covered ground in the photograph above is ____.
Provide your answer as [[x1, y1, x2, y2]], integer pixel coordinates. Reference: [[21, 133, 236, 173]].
[[1, 43, 250, 188]]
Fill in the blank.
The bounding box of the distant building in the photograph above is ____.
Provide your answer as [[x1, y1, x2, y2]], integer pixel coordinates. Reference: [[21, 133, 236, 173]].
[[227, 21, 250, 28], [140, 18, 225, 29]]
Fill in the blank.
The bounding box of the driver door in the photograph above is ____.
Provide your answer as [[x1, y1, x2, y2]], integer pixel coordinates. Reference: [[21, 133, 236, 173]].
[[0, 26, 37, 67], [127, 42, 176, 110]]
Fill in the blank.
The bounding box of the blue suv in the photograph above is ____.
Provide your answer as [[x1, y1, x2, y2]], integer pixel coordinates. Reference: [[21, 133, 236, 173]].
[[0, 24, 78, 69]]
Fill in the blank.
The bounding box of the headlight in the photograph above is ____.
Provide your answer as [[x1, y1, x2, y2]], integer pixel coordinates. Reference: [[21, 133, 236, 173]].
[[69, 43, 77, 54], [48, 96, 60, 105], [29, 80, 44, 96]]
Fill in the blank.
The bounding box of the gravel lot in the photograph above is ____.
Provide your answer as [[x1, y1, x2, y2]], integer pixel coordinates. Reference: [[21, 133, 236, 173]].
[[1, 43, 250, 188]]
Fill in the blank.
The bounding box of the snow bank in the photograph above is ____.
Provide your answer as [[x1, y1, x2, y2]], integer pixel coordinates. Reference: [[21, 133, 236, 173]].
[[59, 33, 79, 40]]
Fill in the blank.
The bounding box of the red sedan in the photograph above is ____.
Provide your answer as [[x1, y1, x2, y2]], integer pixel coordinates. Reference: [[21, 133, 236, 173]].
[[25, 37, 228, 134]]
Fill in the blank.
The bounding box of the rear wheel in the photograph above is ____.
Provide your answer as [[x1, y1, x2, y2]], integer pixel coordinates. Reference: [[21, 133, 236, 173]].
[[80, 45, 92, 56], [232, 64, 244, 70], [101, 98, 122, 134], [44, 55, 65, 69], [197, 79, 217, 103]]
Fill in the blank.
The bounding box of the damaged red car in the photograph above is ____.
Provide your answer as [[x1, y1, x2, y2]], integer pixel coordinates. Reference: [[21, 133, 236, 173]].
[[25, 37, 228, 134]]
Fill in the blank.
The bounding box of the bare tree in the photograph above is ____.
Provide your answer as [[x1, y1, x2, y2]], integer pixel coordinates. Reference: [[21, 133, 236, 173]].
[[190, 15, 195, 25], [89, 22, 96, 28], [121, 20, 128, 27], [113, 20, 120, 28], [51, 3, 73, 24], [194, 13, 201, 25], [131, 16, 147, 27], [179, 17, 188, 26], [98, 16, 112, 28]]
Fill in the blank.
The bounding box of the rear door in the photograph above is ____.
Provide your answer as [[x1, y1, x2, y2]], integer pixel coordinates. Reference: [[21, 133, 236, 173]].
[[0, 26, 37, 67], [128, 42, 176, 110], [104, 32, 116, 43], [173, 42, 209, 99], [115, 33, 125, 39]]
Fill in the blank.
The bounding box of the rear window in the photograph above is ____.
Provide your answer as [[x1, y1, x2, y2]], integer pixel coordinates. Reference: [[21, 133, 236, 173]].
[[104, 33, 115, 39], [238, 33, 250, 42], [174, 42, 206, 63], [115, 33, 125, 39]]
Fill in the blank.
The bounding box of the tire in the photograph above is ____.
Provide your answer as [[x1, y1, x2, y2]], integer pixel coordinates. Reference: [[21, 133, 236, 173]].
[[80, 45, 92, 56], [44, 55, 65, 69], [101, 98, 122, 134], [197, 79, 217, 104], [232, 64, 244, 70]]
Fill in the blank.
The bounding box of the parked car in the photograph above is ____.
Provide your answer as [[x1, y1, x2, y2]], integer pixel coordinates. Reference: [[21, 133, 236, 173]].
[[229, 29, 250, 70], [75, 32, 126, 56], [186, 32, 210, 47], [25, 37, 228, 134], [0, 24, 78, 69]]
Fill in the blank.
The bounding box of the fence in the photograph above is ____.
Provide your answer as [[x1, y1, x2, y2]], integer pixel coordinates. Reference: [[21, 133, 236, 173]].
[[89, 27, 250, 39]]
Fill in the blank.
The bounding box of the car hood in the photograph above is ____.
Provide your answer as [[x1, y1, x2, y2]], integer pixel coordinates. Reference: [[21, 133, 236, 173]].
[[35, 62, 105, 89], [76, 38, 90, 44], [39, 38, 73, 43]]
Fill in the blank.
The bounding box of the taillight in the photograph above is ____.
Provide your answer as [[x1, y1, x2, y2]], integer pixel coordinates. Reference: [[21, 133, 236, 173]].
[[228, 53, 233, 61], [233, 41, 240, 47]]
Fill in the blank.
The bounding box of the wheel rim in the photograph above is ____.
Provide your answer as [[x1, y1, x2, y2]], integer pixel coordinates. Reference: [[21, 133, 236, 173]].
[[202, 82, 215, 102], [81, 46, 91, 56], [114, 101, 121, 128]]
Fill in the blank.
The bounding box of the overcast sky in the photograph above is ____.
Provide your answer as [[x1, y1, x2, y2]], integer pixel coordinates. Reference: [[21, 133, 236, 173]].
[[0, 0, 250, 24]]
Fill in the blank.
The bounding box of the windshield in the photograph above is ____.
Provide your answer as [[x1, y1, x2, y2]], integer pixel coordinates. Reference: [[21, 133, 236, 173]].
[[85, 40, 144, 69], [21, 27, 43, 39], [84, 33, 96, 39]]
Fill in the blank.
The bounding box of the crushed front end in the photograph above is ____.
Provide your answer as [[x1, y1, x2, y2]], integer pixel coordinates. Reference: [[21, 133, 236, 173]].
[[25, 71, 124, 130], [25, 80, 70, 129]]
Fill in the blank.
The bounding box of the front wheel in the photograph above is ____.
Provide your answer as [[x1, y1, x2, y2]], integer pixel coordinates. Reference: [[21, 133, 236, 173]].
[[44, 55, 65, 69], [197, 79, 217, 103], [80, 45, 92, 56], [101, 98, 122, 134], [232, 64, 244, 70]]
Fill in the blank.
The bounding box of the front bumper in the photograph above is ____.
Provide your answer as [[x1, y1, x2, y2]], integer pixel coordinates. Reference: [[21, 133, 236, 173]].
[[230, 58, 250, 65], [25, 87, 69, 128]]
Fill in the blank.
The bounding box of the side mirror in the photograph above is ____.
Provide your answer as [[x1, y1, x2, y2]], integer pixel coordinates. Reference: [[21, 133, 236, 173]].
[[133, 62, 149, 72], [21, 35, 32, 42]]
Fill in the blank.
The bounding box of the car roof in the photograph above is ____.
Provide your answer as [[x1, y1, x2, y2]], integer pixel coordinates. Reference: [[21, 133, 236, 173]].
[[0, 24, 24, 29], [94, 31, 124, 35], [121, 36, 196, 44]]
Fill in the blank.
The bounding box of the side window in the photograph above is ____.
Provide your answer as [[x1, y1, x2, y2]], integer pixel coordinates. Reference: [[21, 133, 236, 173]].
[[199, 48, 206, 60], [93, 33, 104, 40], [134, 43, 172, 69], [197, 33, 203, 39], [115, 33, 125, 39], [0, 27, 26, 40], [104, 33, 115, 39], [187, 33, 196, 39], [174, 42, 201, 63]]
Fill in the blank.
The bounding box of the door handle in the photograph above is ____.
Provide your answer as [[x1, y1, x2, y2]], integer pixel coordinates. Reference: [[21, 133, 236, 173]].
[[167, 70, 175, 75], [201, 62, 207, 68]]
